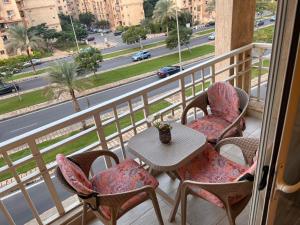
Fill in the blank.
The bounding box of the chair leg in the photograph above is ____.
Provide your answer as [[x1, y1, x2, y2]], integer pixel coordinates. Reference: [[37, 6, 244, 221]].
[[169, 182, 182, 222], [149, 191, 164, 225], [225, 207, 236, 225], [82, 202, 87, 225], [110, 208, 118, 225], [181, 187, 189, 225]]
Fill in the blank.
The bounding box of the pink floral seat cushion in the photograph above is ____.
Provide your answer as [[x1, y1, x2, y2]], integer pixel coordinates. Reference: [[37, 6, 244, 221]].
[[177, 144, 248, 208], [207, 82, 241, 123], [56, 154, 93, 195], [91, 159, 158, 220], [188, 115, 240, 144]]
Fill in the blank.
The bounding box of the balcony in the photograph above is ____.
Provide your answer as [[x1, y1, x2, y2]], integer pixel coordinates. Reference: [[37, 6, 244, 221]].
[[0, 43, 271, 225]]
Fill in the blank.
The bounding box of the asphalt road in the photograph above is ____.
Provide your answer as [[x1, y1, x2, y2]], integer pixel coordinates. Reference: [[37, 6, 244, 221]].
[[0, 60, 210, 142], [17, 33, 213, 91]]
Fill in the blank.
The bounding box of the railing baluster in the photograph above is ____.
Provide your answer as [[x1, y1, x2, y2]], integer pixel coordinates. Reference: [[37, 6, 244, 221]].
[[0, 199, 16, 225], [180, 77, 186, 110], [2, 151, 43, 225], [142, 94, 151, 128], [28, 140, 65, 216], [93, 113, 112, 168], [257, 54, 262, 100], [191, 72, 197, 119], [211, 65, 216, 84], [112, 106, 126, 159], [201, 68, 205, 91], [128, 100, 137, 135]]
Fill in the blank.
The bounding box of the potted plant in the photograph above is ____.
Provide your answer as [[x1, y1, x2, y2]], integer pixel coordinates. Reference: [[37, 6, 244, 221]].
[[154, 121, 172, 144]]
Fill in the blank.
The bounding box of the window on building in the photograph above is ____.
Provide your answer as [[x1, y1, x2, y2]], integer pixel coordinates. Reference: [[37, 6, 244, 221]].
[[3, 0, 10, 3], [0, 50, 5, 55], [6, 10, 14, 18]]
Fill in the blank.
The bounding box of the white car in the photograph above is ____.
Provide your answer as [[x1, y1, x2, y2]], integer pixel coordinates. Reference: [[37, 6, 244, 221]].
[[208, 32, 215, 40], [23, 59, 42, 68]]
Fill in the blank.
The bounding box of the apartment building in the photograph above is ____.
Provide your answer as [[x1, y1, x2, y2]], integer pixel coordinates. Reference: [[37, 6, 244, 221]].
[[0, 0, 22, 58], [177, 0, 215, 24], [17, 0, 61, 31], [64, 0, 144, 30]]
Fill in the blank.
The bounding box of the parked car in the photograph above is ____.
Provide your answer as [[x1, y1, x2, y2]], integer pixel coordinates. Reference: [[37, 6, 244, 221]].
[[157, 66, 181, 78], [87, 36, 95, 41], [256, 20, 265, 26], [205, 21, 215, 27], [23, 59, 42, 68], [101, 29, 111, 34], [270, 15, 276, 22], [113, 31, 123, 36], [208, 32, 215, 40], [0, 81, 19, 95], [131, 51, 151, 61]]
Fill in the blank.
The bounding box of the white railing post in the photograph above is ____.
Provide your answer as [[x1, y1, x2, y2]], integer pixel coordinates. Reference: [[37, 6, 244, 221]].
[[112, 106, 126, 159], [0, 200, 16, 225], [257, 54, 263, 100], [180, 77, 186, 110], [142, 94, 151, 128], [93, 113, 112, 168], [28, 140, 65, 216]]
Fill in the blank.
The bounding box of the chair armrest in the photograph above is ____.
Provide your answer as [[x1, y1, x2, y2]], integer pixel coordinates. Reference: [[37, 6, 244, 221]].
[[70, 150, 120, 177], [215, 137, 260, 165], [85, 185, 155, 210], [181, 91, 209, 125], [182, 180, 253, 208]]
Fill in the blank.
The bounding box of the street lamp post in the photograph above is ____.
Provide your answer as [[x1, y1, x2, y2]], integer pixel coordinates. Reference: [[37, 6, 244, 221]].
[[175, 0, 182, 71], [69, 15, 80, 53]]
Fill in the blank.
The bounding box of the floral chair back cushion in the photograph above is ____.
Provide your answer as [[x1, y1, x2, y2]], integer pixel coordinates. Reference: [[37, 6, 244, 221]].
[[207, 82, 240, 123], [56, 154, 93, 195]]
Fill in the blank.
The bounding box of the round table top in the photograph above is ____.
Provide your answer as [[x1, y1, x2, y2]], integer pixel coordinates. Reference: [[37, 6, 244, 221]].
[[128, 123, 207, 171]]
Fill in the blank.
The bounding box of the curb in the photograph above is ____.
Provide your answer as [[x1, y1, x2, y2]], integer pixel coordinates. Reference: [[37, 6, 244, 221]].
[[0, 53, 215, 121]]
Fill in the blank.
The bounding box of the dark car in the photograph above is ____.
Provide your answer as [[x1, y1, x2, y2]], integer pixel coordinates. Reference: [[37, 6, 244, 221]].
[[157, 66, 181, 78], [256, 20, 265, 26], [131, 51, 151, 61], [205, 21, 215, 27], [113, 31, 123, 36], [87, 36, 95, 41], [0, 81, 19, 95]]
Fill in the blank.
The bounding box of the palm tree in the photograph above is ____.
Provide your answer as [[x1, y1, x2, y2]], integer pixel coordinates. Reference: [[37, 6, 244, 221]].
[[6, 25, 44, 73], [152, 0, 176, 36], [47, 61, 83, 114]]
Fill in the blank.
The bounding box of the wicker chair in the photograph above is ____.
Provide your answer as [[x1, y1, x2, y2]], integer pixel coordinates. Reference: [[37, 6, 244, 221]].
[[181, 82, 249, 145], [55, 151, 164, 225], [169, 137, 259, 225]]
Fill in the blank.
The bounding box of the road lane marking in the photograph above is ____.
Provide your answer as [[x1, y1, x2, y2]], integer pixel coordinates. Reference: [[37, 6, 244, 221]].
[[9, 123, 38, 133]]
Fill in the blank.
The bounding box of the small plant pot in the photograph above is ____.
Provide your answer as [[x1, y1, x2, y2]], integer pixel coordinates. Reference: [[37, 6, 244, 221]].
[[159, 128, 172, 144]]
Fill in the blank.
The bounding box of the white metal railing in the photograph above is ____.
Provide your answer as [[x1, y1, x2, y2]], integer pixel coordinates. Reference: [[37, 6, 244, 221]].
[[0, 42, 272, 225]]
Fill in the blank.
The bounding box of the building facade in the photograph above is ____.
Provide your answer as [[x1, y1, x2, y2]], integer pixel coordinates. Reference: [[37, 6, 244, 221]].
[[17, 0, 61, 31], [0, 0, 22, 58], [176, 0, 215, 25], [58, 0, 145, 30]]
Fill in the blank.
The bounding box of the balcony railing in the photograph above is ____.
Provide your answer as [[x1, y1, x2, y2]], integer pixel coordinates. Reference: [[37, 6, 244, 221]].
[[0, 43, 271, 225]]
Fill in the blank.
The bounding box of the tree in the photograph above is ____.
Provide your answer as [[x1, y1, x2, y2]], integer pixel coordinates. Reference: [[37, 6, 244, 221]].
[[6, 25, 45, 73], [122, 26, 147, 49], [144, 0, 159, 18], [79, 12, 96, 28], [28, 23, 60, 51], [75, 47, 102, 76], [152, 0, 177, 36], [96, 20, 110, 29], [47, 61, 86, 128], [205, 0, 216, 15], [166, 27, 193, 51], [178, 11, 192, 27]]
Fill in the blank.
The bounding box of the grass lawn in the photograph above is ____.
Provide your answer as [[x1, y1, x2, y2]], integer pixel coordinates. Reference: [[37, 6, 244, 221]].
[[251, 59, 270, 79], [12, 68, 48, 81], [0, 44, 214, 115], [0, 100, 170, 181], [193, 28, 215, 37], [254, 25, 274, 43]]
